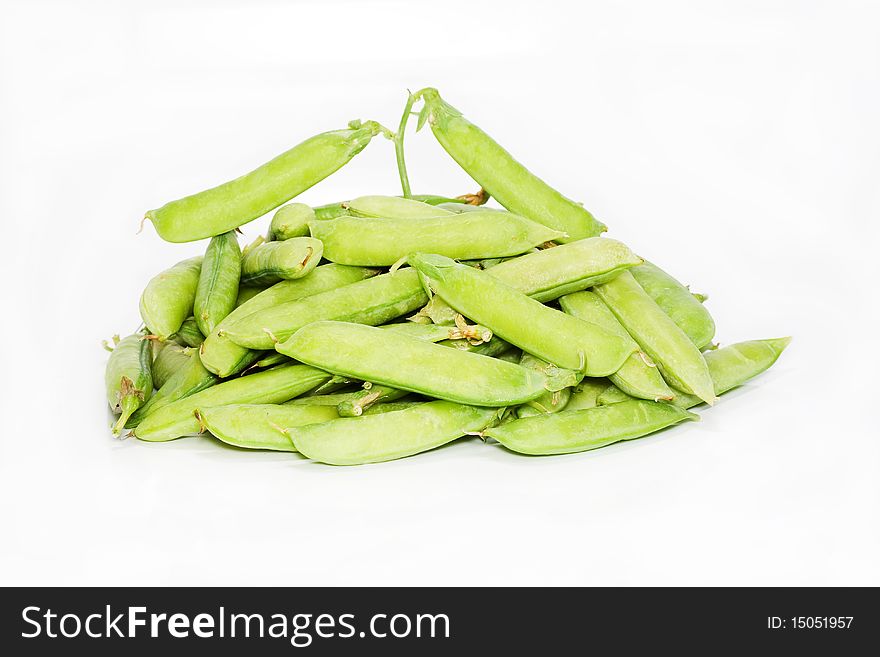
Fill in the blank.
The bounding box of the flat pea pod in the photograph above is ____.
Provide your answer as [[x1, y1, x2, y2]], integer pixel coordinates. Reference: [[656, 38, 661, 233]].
[[417, 87, 605, 241], [630, 261, 716, 349], [310, 212, 564, 267], [151, 343, 193, 389], [240, 236, 322, 286], [277, 321, 551, 407], [336, 384, 410, 417], [289, 400, 500, 466], [485, 400, 698, 456], [139, 257, 202, 340], [200, 264, 377, 377], [269, 203, 315, 240], [133, 364, 330, 442], [559, 291, 674, 401], [194, 231, 241, 336], [196, 404, 340, 451], [127, 351, 217, 428], [104, 333, 153, 435], [222, 268, 428, 350], [408, 253, 635, 376], [144, 121, 383, 243], [594, 271, 716, 405], [344, 195, 454, 219]]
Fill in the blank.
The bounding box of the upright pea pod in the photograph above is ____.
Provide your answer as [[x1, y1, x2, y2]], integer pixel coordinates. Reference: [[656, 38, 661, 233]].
[[144, 121, 385, 242], [139, 257, 202, 341], [194, 231, 241, 336], [104, 332, 153, 435], [416, 88, 606, 241]]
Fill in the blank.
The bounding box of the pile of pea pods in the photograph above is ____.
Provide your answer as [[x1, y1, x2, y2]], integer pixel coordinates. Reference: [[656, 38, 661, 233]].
[[104, 87, 790, 465]]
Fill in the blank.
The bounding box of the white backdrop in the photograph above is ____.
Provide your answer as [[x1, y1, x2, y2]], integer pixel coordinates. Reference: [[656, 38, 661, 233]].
[[1, 0, 877, 585]]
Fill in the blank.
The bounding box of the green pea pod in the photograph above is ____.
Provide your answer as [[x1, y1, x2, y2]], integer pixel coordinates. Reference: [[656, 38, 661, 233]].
[[310, 212, 564, 267], [286, 391, 363, 407], [518, 352, 582, 392], [566, 379, 609, 411], [437, 336, 513, 357], [345, 195, 454, 219], [289, 400, 500, 466], [594, 271, 716, 405], [133, 364, 330, 442], [408, 253, 635, 376], [200, 264, 377, 377], [128, 351, 217, 428], [104, 333, 153, 435], [235, 286, 264, 307], [139, 257, 202, 340], [486, 400, 698, 456], [269, 203, 315, 240], [362, 400, 424, 415], [221, 268, 428, 350], [597, 385, 631, 406], [240, 237, 323, 286], [559, 291, 674, 401], [194, 232, 241, 336], [336, 385, 410, 417], [172, 318, 205, 348], [417, 88, 605, 241], [241, 352, 291, 374], [196, 404, 340, 451], [381, 320, 492, 344], [630, 261, 716, 349], [144, 121, 383, 243], [516, 387, 572, 418], [277, 321, 551, 407], [312, 201, 352, 220], [151, 343, 193, 389]]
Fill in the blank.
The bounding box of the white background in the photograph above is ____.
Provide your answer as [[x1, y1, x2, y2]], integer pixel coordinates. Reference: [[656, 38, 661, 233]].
[[1, 0, 878, 586]]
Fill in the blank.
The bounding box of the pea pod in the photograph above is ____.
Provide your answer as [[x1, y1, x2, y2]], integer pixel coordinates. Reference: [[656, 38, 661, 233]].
[[345, 195, 454, 219], [559, 291, 674, 401], [133, 364, 330, 442], [151, 343, 193, 389], [594, 271, 716, 405], [200, 264, 377, 377], [221, 268, 428, 350], [310, 212, 564, 267], [289, 400, 500, 465], [128, 351, 217, 428], [104, 333, 153, 435], [566, 379, 609, 411], [630, 261, 716, 349], [381, 318, 492, 345], [336, 384, 410, 417], [139, 257, 202, 340], [196, 404, 340, 451], [172, 318, 205, 348], [240, 236, 322, 286], [408, 253, 635, 376], [277, 321, 551, 407], [194, 231, 241, 336], [269, 203, 315, 240], [235, 286, 264, 307], [516, 387, 572, 418], [485, 400, 698, 456], [144, 121, 384, 243], [417, 88, 605, 241], [363, 400, 424, 415]]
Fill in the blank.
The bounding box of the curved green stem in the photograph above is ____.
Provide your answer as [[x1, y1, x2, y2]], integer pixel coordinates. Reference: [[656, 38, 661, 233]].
[[395, 91, 420, 198]]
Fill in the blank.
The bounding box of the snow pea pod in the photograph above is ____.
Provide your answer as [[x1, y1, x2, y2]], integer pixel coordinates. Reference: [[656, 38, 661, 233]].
[[128, 351, 216, 427], [133, 364, 330, 442], [240, 237, 322, 286], [408, 254, 635, 376], [139, 257, 202, 340], [144, 121, 383, 243], [269, 203, 315, 240], [222, 268, 428, 350], [194, 231, 241, 336], [630, 261, 716, 349], [200, 264, 377, 377], [594, 271, 716, 405], [336, 384, 410, 417], [559, 291, 674, 401], [363, 400, 424, 415], [345, 195, 454, 219], [516, 387, 571, 418], [381, 318, 492, 344], [151, 343, 193, 389], [104, 333, 153, 435], [196, 404, 340, 451], [277, 321, 551, 407], [417, 88, 605, 241], [172, 318, 205, 348], [289, 400, 500, 465], [485, 400, 698, 456], [565, 379, 609, 411], [310, 212, 564, 267]]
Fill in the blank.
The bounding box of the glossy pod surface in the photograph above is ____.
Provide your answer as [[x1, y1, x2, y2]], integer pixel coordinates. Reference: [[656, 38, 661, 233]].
[[310, 212, 564, 267], [594, 271, 716, 405], [145, 122, 381, 242], [133, 364, 330, 442], [419, 88, 605, 241], [630, 261, 716, 349], [197, 404, 340, 451], [200, 264, 376, 377], [139, 257, 202, 340], [105, 333, 153, 435], [194, 232, 241, 336], [290, 400, 500, 465], [485, 400, 698, 456], [222, 268, 428, 350], [409, 254, 635, 376], [277, 321, 550, 407]]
